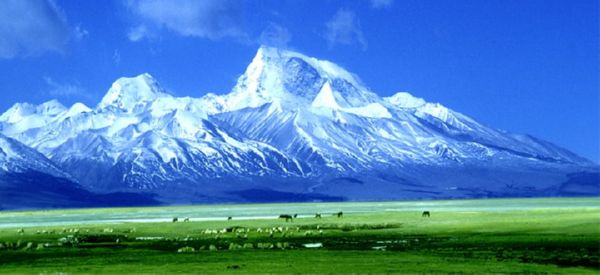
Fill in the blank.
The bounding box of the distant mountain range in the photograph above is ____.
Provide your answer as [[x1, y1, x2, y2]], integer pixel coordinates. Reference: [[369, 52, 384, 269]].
[[1, 46, 597, 209]]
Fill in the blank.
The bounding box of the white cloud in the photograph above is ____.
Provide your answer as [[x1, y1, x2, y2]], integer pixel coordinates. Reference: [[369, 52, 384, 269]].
[[44, 77, 87, 98], [112, 49, 121, 65], [259, 23, 291, 48], [370, 0, 393, 9], [0, 0, 73, 58], [324, 9, 367, 50], [128, 25, 150, 42], [74, 25, 89, 40], [126, 0, 245, 41]]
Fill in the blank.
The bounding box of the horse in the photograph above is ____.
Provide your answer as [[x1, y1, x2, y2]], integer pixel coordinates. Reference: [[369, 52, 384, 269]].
[[336, 211, 343, 218], [227, 216, 233, 221], [293, 214, 298, 218], [315, 213, 322, 219], [183, 217, 190, 222], [279, 214, 293, 222], [422, 211, 430, 217], [172, 217, 178, 222]]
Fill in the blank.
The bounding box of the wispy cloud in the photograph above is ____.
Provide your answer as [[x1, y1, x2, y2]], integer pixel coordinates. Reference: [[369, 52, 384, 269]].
[[259, 23, 291, 48], [0, 0, 83, 59], [324, 9, 367, 50], [44, 77, 87, 99], [127, 25, 150, 42], [112, 49, 121, 65], [74, 25, 89, 40], [126, 0, 246, 42], [370, 0, 394, 9]]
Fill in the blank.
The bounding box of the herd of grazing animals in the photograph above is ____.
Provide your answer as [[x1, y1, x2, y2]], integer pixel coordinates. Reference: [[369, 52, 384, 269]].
[[170, 211, 431, 223], [3, 211, 433, 254], [169, 212, 348, 223], [277, 212, 344, 222]]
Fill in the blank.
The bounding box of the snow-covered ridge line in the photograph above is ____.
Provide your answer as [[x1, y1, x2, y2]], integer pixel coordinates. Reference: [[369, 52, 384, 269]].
[[0, 46, 593, 194]]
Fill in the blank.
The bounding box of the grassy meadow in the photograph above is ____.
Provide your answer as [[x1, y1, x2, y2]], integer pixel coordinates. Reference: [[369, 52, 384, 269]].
[[0, 198, 598, 273]]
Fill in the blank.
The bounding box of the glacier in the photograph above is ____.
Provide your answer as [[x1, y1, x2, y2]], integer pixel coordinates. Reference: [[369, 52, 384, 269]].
[[0, 46, 597, 206]]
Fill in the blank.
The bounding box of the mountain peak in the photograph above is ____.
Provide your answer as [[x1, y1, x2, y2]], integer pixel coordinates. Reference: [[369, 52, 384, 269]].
[[0, 100, 66, 125], [385, 92, 427, 108], [311, 81, 340, 109], [255, 45, 296, 60], [252, 46, 365, 88], [63, 102, 92, 118], [97, 73, 167, 112], [0, 103, 35, 123], [223, 47, 376, 112], [37, 99, 67, 115]]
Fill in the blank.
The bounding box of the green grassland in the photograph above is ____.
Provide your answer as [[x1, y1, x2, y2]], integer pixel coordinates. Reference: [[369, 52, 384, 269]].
[[0, 198, 599, 273]]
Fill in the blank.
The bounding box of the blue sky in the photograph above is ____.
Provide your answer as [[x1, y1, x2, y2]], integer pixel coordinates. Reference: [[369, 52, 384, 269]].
[[0, 0, 598, 162]]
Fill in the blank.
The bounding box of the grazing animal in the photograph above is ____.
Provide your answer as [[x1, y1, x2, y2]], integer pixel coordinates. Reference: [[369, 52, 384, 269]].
[[228, 216, 233, 221], [183, 217, 190, 222], [336, 211, 343, 218], [172, 217, 178, 222], [315, 213, 322, 219], [422, 211, 430, 217], [278, 214, 293, 222], [293, 214, 298, 218]]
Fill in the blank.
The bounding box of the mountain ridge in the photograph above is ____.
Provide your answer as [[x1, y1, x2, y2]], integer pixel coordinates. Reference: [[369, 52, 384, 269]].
[[0, 133, 160, 209], [0, 46, 596, 205]]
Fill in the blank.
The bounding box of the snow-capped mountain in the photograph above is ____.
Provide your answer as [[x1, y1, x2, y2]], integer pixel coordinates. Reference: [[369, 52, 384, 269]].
[[0, 46, 597, 203], [0, 133, 70, 177], [0, 133, 159, 209]]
